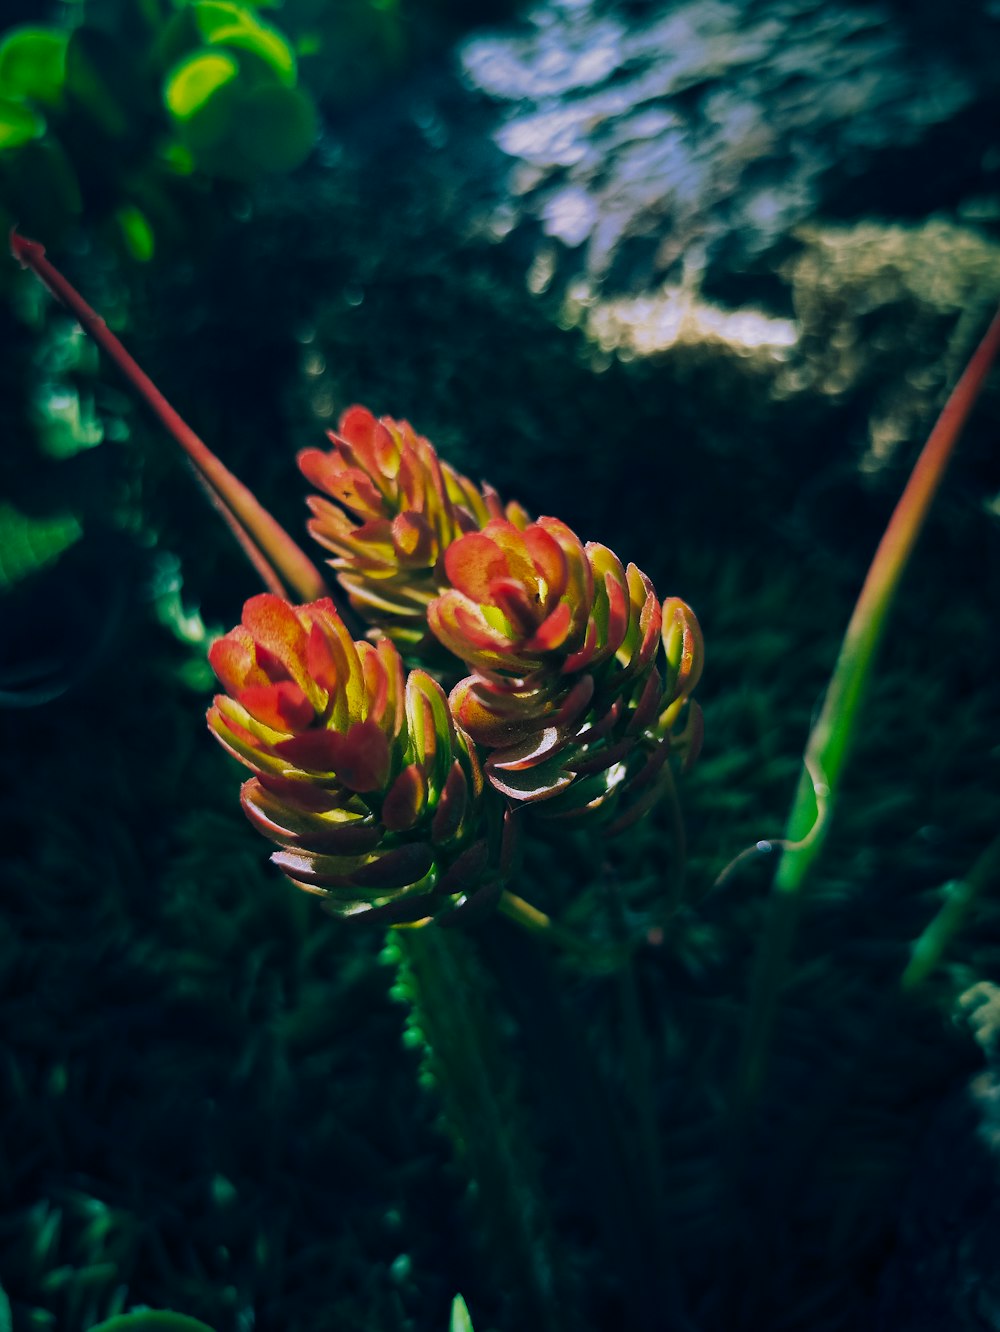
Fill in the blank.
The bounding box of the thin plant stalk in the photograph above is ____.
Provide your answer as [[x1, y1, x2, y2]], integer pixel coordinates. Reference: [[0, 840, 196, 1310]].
[[497, 889, 627, 968], [391, 926, 568, 1332], [901, 830, 1000, 993], [736, 304, 1000, 1108], [10, 231, 330, 606]]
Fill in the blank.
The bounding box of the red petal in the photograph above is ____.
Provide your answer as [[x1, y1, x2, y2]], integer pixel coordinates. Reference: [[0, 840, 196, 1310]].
[[391, 511, 434, 562], [484, 752, 575, 803], [258, 772, 351, 812], [335, 719, 393, 792], [604, 570, 629, 653], [634, 590, 663, 672], [524, 599, 573, 652], [272, 728, 346, 774], [522, 522, 569, 598], [241, 779, 380, 852], [427, 592, 517, 665], [491, 577, 542, 636], [662, 598, 704, 700], [237, 681, 315, 733], [487, 725, 569, 772], [359, 642, 389, 725], [481, 520, 537, 588], [444, 531, 509, 602], [306, 622, 338, 696], [207, 701, 283, 774], [430, 761, 469, 844], [277, 719, 391, 792], [209, 629, 262, 695], [449, 678, 548, 748], [381, 763, 427, 831], [242, 594, 309, 680]]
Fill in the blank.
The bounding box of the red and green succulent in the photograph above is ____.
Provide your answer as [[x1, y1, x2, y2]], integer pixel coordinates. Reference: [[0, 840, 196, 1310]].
[[299, 406, 527, 649], [206, 592, 504, 924], [208, 407, 703, 918], [8, 230, 703, 928]]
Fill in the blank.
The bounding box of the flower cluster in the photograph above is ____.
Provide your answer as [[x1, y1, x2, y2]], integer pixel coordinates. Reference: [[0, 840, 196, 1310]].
[[209, 406, 702, 924], [428, 516, 702, 823], [299, 406, 527, 650], [207, 593, 505, 924]]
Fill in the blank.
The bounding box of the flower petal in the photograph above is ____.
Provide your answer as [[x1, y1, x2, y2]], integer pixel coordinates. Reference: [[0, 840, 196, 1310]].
[[430, 760, 469, 844], [523, 599, 573, 652], [241, 594, 310, 683], [444, 531, 510, 602], [382, 763, 428, 832], [274, 719, 391, 791], [237, 681, 315, 733], [484, 751, 575, 803]]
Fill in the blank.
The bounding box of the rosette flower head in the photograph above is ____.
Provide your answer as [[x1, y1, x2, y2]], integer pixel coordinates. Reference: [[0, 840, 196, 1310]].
[[427, 516, 703, 824], [428, 516, 594, 683], [298, 406, 526, 647], [207, 594, 502, 924]]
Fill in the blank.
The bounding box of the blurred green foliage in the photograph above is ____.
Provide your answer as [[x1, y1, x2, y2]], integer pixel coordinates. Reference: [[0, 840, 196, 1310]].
[[0, 0, 521, 268], [0, 500, 81, 589], [90, 1314, 217, 1332], [0, 0, 320, 263]]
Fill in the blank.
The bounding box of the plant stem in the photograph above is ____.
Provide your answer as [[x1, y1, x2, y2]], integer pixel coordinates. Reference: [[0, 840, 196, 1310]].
[[10, 230, 331, 607], [498, 889, 628, 969], [392, 926, 568, 1332], [736, 304, 1000, 1109], [901, 831, 1000, 993]]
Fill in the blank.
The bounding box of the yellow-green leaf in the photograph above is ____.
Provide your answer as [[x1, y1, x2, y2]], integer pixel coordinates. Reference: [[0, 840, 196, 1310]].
[[164, 49, 238, 120], [450, 1295, 475, 1332], [192, 1, 296, 85]]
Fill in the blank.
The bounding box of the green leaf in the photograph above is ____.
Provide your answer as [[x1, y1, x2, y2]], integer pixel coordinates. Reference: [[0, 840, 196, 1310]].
[[0, 96, 44, 149], [0, 27, 67, 105], [116, 204, 155, 261], [450, 1294, 475, 1332], [231, 82, 316, 172], [175, 77, 241, 157], [89, 1315, 217, 1332], [192, 1, 296, 84], [160, 139, 196, 174], [164, 49, 239, 119], [0, 504, 82, 591]]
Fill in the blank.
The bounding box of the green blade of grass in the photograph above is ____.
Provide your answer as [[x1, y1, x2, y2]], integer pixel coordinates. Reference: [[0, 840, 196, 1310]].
[[736, 303, 1000, 1108]]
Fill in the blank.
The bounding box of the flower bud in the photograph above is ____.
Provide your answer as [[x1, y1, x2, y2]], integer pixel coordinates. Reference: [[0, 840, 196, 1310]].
[[427, 517, 703, 822], [298, 406, 527, 650], [207, 593, 499, 923]]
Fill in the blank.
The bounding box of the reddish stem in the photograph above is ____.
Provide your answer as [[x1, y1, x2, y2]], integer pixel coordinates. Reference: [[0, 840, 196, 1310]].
[[11, 230, 330, 605]]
